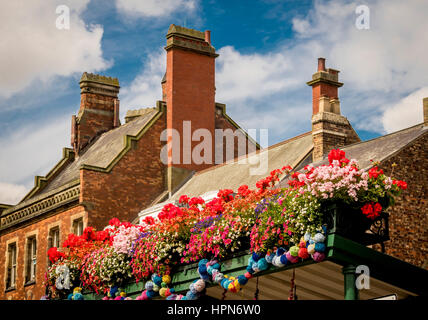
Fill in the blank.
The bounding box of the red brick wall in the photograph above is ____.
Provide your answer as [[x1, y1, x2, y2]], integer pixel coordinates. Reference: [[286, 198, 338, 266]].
[[166, 44, 216, 171], [0, 205, 87, 300], [312, 83, 339, 115], [80, 114, 167, 230], [77, 93, 116, 152], [372, 132, 428, 269]]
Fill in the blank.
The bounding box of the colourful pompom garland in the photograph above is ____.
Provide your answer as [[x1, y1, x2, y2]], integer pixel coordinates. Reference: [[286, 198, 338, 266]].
[[124, 231, 327, 301]]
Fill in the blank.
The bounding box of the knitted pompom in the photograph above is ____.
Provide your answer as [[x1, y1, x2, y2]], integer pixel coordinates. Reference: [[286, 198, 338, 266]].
[[228, 281, 236, 291], [114, 296, 122, 300], [273, 255, 285, 267], [238, 275, 248, 285], [252, 252, 261, 262], [135, 295, 144, 300], [289, 246, 299, 257], [161, 282, 167, 288], [211, 263, 221, 271], [165, 288, 172, 297], [67, 293, 73, 300], [257, 258, 269, 271], [265, 253, 274, 264], [248, 256, 255, 267], [159, 287, 167, 297], [140, 290, 148, 300], [312, 252, 325, 262], [198, 264, 208, 275], [298, 247, 310, 259], [102, 296, 110, 300], [313, 233, 325, 243], [152, 284, 160, 292], [315, 243, 326, 252], [307, 244, 316, 254], [309, 239, 315, 245], [146, 290, 156, 299], [276, 247, 286, 256], [189, 283, 197, 294], [145, 281, 154, 291], [244, 272, 253, 279], [198, 259, 208, 267], [299, 241, 306, 248], [286, 251, 299, 263], [166, 294, 176, 300], [304, 232, 311, 242], [252, 262, 260, 273], [280, 254, 288, 265], [181, 296, 187, 300], [120, 292, 126, 297], [152, 275, 162, 286], [194, 279, 205, 292], [186, 291, 198, 300], [207, 265, 214, 275], [220, 279, 228, 288], [246, 265, 255, 274], [214, 273, 224, 283], [162, 275, 171, 284], [234, 279, 241, 291]]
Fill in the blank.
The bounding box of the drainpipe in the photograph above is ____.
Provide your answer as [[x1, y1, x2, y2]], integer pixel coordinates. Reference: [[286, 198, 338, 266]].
[[342, 265, 359, 300]]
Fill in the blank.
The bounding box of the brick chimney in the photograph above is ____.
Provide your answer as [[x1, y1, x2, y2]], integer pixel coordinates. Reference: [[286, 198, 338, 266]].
[[163, 24, 219, 192], [71, 73, 120, 154], [307, 58, 359, 162]]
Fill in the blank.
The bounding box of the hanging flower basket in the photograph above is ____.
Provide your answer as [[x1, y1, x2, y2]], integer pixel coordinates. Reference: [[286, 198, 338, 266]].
[[322, 201, 389, 245]]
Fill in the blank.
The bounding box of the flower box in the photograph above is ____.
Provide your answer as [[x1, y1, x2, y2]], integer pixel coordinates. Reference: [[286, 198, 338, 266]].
[[322, 201, 389, 246]]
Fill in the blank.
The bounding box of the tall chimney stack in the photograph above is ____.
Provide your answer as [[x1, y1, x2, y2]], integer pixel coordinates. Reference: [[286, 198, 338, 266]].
[[72, 73, 120, 154], [164, 24, 218, 192], [307, 58, 359, 162]]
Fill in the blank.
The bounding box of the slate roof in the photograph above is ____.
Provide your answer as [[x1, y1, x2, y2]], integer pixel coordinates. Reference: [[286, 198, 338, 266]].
[[28, 108, 159, 199], [278, 123, 428, 188], [168, 132, 313, 200]]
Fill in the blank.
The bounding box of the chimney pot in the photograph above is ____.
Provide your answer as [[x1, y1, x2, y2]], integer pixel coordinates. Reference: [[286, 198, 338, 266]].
[[318, 57, 326, 71], [205, 30, 211, 44]]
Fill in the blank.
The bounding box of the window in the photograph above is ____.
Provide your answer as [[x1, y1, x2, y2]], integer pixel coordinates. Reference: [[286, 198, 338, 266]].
[[47, 227, 60, 267], [72, 218, 84, 236], [25, 237, 37, 284], [6, 243, 17, 289]]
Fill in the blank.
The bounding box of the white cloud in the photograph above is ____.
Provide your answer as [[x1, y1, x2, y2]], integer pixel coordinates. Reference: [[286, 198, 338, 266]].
[[0, 0, 110, 98], [117, 0, 428, 141], [0, 183, 28, 205], [119, 50, 166, 117], [382, 87, 428, 133], [115, 0, 197, 18], [0, 115, 70, 203]]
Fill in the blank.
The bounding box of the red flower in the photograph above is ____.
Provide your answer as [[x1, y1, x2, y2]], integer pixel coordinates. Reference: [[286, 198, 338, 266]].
[[393, 180, 407, 190], [368, 166, 384, 179], [83, 227, 97, 241], [237, 185, 250, 197], [328, 149, 349, 166], [47, 247, 65, 263], [108, 218, 121, 227], [361, 202, 382, 220], [179, 195, 189, 204], [217, 189, 234, 202], [189, 197, 205, 206], [144, 216, 155, 225]]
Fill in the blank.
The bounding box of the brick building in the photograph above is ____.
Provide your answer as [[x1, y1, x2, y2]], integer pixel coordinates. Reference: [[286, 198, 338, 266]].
[[0, 25, 257, 300], [1, 24, 427, 300]]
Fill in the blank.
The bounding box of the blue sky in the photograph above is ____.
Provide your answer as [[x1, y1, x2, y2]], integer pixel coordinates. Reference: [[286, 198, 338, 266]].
[[1, 0, 427, 203]]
